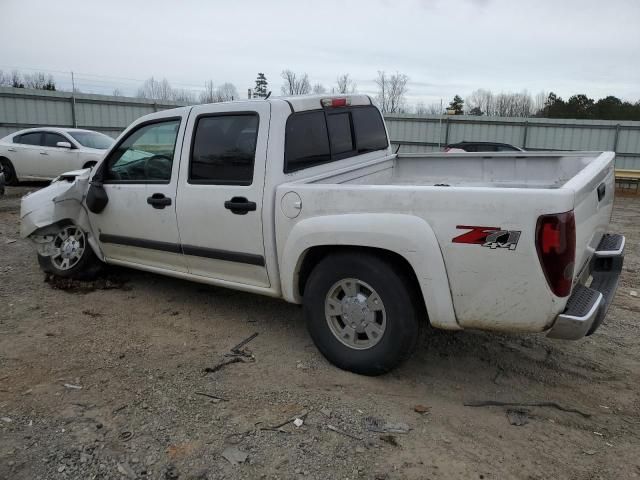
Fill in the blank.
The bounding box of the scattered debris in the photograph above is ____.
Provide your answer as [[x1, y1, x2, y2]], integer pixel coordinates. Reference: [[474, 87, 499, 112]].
[[363, 416, 411, 434], [265, 410, 309, 430], [464, 400, 591, 418], [5, 239, 16, 244], [117, 461, 137, 479], [506, 409, 529, 426], [82, 309, 103, 318], [194, 391, 228, 402], [379, 434, 399, 446], [1, 417, 12, 423], [630, 290, 638, 297], [119, 431, 133, 442], [63, 383, 82, 390], [203, 357, 248, 374], [222, 446, 248, 465], [45, 273, 130, 294], [293, 417, 304, 427], [583, 449, 597, 455], [230, 332, 259, 354], [414, 404, 430, 414], [327, 424, 363, 441], [320, 407, 332, 418], [593, 431, 604, 436]]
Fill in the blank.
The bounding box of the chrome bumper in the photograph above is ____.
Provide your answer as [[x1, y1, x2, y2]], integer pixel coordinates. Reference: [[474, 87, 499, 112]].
[[547, 234, 625, 340]]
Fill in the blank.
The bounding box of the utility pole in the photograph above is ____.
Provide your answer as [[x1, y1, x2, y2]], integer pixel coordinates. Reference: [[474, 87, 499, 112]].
[[438, 98, 443, 148], [70, 71, 77, 127]]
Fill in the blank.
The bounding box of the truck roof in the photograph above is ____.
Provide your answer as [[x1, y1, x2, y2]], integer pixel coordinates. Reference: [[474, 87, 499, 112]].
[[272, 94, 374, 112]]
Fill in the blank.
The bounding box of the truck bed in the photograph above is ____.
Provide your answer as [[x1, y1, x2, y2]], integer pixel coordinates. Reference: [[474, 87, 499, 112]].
[[277, 150, 616, 334], [309, 151, 605, 189]]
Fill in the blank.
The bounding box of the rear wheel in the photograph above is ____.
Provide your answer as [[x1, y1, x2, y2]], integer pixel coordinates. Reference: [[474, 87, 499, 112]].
[[303, 251, 423, 375], [0, 158, 17, 185], [37, 224, 102, 279]]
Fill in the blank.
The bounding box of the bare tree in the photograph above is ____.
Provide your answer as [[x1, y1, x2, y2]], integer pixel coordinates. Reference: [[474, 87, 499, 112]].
[[414, 101, 442, 115], [533, 91, 548, 115], [24, 72, 56, 90], [200, 80, 216, 103], [335, 74, 356, 94], [374, 71, 409, 113], [215, 82, 238, 102], [0, 70, 9, 86], [112, 88, 123, 97], [10, 70, 25, 88], [466, 88, 535, 117], [137, 77, 173, 101], [312, 83, 326, 94], [280, 70, 311, 95], [173, 88, 196, 104]]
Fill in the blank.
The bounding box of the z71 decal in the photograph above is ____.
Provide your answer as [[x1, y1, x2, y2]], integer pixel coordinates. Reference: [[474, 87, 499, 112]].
[[452, 225, 521, 251]]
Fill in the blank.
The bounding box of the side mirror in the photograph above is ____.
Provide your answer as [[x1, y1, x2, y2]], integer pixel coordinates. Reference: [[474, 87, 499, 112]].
[[86, 182, 109, 214], [56, 141, 72, 149]]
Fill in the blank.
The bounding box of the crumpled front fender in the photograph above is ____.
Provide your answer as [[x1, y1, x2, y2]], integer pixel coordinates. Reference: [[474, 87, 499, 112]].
[[19, 170, 102, 259]]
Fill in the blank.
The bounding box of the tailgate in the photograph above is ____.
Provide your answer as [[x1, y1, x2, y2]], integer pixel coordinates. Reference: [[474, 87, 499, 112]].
[[565, 152, 616, 280]]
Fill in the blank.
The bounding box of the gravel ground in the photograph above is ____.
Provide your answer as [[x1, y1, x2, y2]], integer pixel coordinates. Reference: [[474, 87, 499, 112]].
[[0, 185, 639, 480]]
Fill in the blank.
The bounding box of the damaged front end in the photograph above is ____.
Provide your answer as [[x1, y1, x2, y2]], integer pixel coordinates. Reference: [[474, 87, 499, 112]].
[[20, 169, 102, 260]]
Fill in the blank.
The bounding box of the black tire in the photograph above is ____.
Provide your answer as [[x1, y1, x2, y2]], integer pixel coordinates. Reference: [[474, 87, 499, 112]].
[[303, 251, 423, 375], [37, 225, 102, 280], [0, 158, 17, 186]]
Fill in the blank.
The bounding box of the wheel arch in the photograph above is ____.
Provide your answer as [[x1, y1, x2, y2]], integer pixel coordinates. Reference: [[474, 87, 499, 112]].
[[279, 213, 460, 330]]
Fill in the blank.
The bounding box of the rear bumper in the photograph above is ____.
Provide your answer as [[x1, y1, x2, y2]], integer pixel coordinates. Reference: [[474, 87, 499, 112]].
[[547, 233, 625, 340]]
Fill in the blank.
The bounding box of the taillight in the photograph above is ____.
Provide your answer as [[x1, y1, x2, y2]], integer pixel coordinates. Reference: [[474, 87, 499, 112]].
[[536, 211, 576, 297], [321, 97, 351, 108]]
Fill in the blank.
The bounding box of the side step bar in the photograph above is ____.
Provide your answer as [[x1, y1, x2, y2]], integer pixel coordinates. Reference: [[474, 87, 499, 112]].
[[547, 233, 625, 340]]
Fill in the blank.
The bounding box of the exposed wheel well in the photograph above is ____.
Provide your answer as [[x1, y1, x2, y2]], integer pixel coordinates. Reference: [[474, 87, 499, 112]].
[[297, 245, 427, 316], [82, 160, 97, 169]]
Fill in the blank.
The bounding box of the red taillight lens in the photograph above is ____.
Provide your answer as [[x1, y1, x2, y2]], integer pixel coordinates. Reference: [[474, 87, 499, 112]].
[[536, 211, 576, 297]]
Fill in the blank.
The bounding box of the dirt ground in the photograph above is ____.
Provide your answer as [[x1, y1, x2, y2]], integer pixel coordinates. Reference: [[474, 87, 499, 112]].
[[0, 185, 638, 480]]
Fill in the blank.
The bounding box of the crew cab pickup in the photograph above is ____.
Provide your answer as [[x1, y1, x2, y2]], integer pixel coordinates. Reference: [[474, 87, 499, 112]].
[[20, 94, 625, 375]]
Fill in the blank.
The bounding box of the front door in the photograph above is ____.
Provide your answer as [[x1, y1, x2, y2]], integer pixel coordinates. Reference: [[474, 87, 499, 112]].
[[88, 114, 189, 272], [41, 131, 79, 177], [176, 102, 270, 287]]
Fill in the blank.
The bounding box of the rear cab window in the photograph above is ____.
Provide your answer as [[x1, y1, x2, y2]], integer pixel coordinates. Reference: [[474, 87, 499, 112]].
[[284, 105, 388, 173]]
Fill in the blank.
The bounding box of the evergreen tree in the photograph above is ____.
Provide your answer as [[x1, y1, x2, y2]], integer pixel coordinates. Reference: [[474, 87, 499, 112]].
[[254, 73, 268, 98], [448, 95, 464, 115]]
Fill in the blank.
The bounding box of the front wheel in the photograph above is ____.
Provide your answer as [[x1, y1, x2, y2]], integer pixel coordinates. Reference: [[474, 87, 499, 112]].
[[37, 224, 102, 279], [303, 252, 423, 376]]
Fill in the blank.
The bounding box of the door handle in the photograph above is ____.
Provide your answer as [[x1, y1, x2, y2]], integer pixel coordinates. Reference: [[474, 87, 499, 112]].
[[40, 151, 48, 155], [224, 196, 256, 215], [147, 193, 172, 209], [597, 183, 606, 202], [7, 148, 16, 152]]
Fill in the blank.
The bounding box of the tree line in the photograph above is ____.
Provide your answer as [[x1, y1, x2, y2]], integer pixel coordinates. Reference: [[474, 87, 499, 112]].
[[3, 68, 640, 121]]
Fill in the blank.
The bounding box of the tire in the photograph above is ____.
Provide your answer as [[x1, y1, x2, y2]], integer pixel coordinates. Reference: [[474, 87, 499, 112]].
[[37, 224, 102, 280], [0, 158, 17, 186], [303, 251, 423, 375]]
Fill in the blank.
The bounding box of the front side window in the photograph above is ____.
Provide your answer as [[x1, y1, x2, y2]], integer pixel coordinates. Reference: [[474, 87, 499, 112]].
[[43, 132, 69, 147], [105, 119, 180, 182], [190, 114, 259, 185], [15, 132, 42, 146], [284, 111, 331, 173]]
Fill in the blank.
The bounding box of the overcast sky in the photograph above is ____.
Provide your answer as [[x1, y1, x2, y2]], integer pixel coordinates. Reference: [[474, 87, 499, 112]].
[[1, 0, 639, 106]]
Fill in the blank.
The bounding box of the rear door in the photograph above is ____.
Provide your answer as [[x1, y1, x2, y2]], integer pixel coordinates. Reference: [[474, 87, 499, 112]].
[[176, 102, 270, 287]]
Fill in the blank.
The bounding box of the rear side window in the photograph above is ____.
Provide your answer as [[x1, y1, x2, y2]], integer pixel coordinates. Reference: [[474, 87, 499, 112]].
[[352, 107, 388, 153], [14, 132, 42, 145], [190, 114, 259, 185], [43, 132, 69, 147], [284, 111, 331, 173], [284, 105, 388, 173]]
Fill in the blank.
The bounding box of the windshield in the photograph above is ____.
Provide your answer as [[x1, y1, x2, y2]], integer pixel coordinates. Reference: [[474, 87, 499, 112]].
[[67, 131, 114, 150]]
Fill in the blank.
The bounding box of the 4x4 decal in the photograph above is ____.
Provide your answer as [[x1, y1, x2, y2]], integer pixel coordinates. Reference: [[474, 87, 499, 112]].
[[453, 225, 521, 251]]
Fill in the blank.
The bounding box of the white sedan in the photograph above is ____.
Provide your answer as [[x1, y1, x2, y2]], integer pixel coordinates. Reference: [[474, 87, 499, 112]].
[[0, 128, 114, 184]]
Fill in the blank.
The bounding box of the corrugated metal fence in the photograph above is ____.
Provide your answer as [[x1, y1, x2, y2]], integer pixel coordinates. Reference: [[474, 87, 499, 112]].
[[1, 87, 639, 169]]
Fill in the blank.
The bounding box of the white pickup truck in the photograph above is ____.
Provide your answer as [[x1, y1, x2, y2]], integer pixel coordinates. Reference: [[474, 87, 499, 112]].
[[20, 94, 625, 375]]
